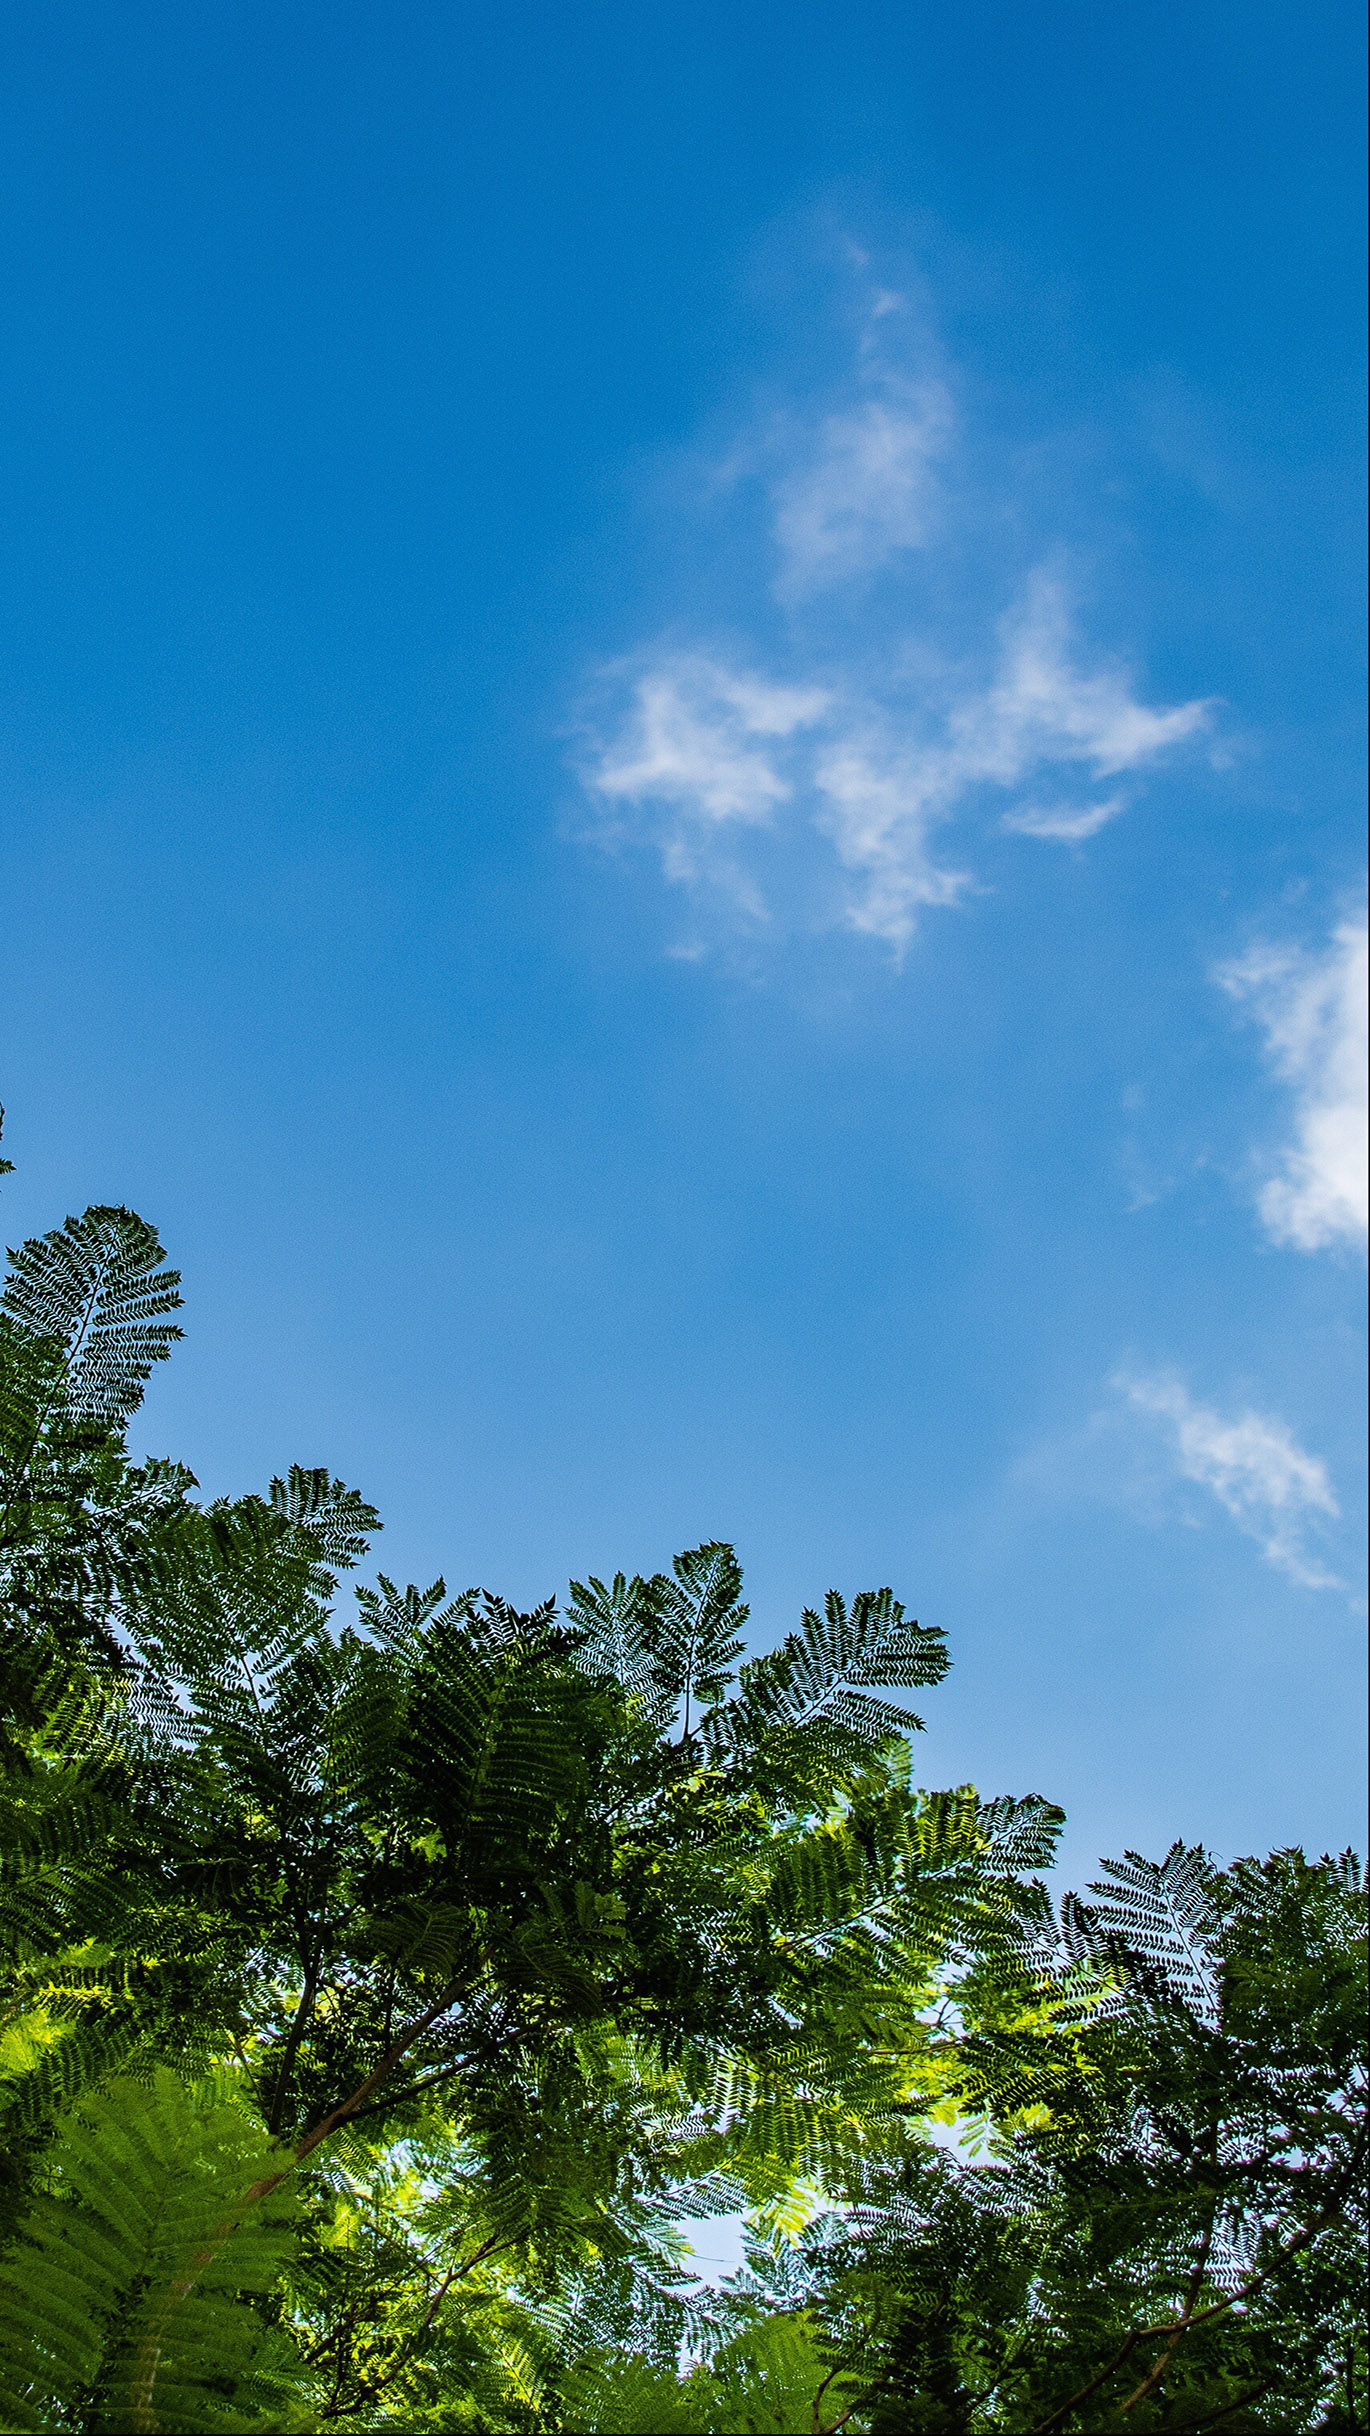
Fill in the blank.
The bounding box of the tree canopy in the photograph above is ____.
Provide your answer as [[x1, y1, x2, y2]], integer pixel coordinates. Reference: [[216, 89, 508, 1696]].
[[0, 1132, 1364, 2433]]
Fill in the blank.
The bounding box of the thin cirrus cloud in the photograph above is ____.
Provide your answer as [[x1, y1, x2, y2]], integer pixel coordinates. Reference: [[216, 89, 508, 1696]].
[[770, 376, 953, 599], [1001, 798, 1125, 843], [1118, 1370, 1343, 1592], [1218, 915, 1369, 1256], [589, 661, 831, 923], [587, 576, 1211, 951], [579, 285, 1213, 953]]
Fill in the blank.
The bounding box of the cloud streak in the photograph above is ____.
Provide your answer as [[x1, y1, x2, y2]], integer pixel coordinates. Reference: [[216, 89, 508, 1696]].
[[1119, 1370, 1342, 1589], [583, 575, 1209, 949], [771, 379, 952, 597], [1218, 915, 1368, 1255], [578, 281, 1212, 953], [1001, 797, 1125, 842]]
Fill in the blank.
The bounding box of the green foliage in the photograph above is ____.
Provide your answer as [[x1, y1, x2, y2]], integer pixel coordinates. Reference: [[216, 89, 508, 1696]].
[[2, 1204, 183, 1428], [0, 1169, 191, 1723], [777, 1841, 1368, 2431], [0, 2068, 309, 2434], [568, 1540, 750, 1736], [0, 1131, 1363, 2434]]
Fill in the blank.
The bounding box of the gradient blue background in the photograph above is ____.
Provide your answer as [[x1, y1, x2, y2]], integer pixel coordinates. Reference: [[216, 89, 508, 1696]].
[[1, 1, 1364, 1885]]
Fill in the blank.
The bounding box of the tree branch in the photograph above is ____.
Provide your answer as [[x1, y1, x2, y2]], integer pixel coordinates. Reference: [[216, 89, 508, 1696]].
[[1166, 2377, 1275, 2433], [1027, 2113, 1367, 2436], [1120, 2209, 1214, 2414], [816, 2386, 878, 2436], [319, 2235, 518, 2422], [129, 1967, 481, 2432], [341, 2055, 472, 2126], [265, 1953, 321, 2135]]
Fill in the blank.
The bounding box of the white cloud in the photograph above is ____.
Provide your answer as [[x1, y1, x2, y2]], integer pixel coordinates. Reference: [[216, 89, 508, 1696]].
[[1218, 916, 1368, 1254], [588, 659, 828, 913], [1119, 1370, 1343, 1589], [1001, 797, 1125, 842], [583, 580, 1208, 949], [973, 575, 1212, 779], [812, 738, 972, 943], [593, 659, 828, 826], [578, 263, 1216, 956], [771, 382, 952, 596]]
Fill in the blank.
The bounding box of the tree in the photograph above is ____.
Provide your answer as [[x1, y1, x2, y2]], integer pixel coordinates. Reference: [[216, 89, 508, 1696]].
[[764, 1841, 1368, 2431], [0, 1144, 1057, 2431], [0, 1130, 1363, 2433]]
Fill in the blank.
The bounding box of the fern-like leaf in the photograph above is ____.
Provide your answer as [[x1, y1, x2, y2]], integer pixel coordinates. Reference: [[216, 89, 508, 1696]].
[[0, 2068, 313, 2433], [569, 1544, 748, 1736], [704, 1586, 949, 1789], [268, 1466, 379, 1582], [1074, 1841, 1220, 2024], [2, 1207, 182, 1430]]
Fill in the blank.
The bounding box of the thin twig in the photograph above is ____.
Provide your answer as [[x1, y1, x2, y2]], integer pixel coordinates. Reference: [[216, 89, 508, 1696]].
[[342, 2055, 470, 2124], [319, 2236, 518, 2421], [1166, 2376, 1275, 2433], [1120, 2217, 1213, 2414], [817, 2386, 878, 2436], [266, 1952, 321, 2135], [1027, 2115, 1366, 2436]]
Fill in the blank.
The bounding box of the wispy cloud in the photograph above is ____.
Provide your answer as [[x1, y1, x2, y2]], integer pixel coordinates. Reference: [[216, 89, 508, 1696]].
[[771, 379, 953, 598], [578, 274, 1212, 953], [1001, 798, 1125, 842], [582, 574, 1209, 949], [975, 574, 1211, 782], [1118, 1369, 1343, 1589], [811, 730, 973, 943], [1218, 914, 1368, 1255], [593, 661, 825, 829]]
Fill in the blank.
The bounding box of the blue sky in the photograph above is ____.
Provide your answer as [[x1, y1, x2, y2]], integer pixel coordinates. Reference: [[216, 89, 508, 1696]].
[[1, 0, 1364, 1885]]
